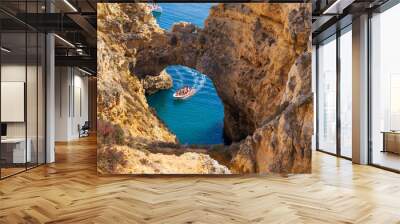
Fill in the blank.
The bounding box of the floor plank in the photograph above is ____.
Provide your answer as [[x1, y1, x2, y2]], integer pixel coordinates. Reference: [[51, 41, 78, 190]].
[[0, 136, 399, 223]]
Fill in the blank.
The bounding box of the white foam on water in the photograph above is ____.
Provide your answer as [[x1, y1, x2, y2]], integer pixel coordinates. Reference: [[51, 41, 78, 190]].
[[192, 74, 206, 93], [168, 66, 210, 93], [199, 84, 214, 91], [172, 68, 184, 88]]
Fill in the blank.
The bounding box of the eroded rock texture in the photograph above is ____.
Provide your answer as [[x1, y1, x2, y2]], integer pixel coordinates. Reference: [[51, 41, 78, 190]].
[[97, 3, 312, 174], [142, 70, 173, 95], [97, 4, 176, 144]]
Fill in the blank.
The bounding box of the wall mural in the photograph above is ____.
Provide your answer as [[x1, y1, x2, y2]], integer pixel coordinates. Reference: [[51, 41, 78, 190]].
[[97, 3, 312, 174]]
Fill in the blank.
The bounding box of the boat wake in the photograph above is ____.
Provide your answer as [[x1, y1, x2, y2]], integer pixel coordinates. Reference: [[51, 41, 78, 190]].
[[191, 72, 206, 93], [170, 66, 207, 94]]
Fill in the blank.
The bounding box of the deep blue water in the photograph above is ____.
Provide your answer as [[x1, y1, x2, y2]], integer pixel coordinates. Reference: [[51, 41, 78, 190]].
[[147, 4, 224, 145], [155, 3, 213, 29]]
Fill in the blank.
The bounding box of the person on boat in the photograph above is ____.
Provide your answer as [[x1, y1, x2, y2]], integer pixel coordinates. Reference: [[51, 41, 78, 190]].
[[177, 86, 190, 96]]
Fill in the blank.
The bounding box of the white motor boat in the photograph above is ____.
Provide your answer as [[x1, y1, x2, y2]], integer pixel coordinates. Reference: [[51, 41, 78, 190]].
[[173, 86, 195, 100]]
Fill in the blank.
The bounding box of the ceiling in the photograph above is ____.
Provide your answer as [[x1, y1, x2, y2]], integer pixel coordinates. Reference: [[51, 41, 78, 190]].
[[311, 0, 391, 43], [0, 0, 396, 74], [1, 0, 97, 74]]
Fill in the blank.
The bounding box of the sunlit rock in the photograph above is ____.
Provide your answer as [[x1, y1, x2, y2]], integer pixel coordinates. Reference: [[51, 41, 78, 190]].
[[141, 69, 173, 95]]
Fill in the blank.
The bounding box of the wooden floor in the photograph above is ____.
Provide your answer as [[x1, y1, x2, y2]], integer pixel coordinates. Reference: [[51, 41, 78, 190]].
[[0, 167, 26, 178], [372, 150, 400, 171], [1, 136, 400, 223]]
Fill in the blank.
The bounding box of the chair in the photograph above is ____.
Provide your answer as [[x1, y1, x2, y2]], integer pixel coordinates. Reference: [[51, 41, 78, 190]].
[[79, 121, 90, 138]]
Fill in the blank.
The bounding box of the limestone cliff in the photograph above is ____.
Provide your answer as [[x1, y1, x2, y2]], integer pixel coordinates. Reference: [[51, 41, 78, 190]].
[[97, 4, 176, 143], [97, 3, 312, 174], [230, 53, 312, 173], [199, 4, 311, 143]]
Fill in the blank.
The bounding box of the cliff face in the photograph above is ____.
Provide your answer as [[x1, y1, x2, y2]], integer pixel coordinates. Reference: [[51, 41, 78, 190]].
[[98, 3, 312, 174], [230, 53, 312, 173], [199, 4, 311, 143], [97, 4, 176, 143]]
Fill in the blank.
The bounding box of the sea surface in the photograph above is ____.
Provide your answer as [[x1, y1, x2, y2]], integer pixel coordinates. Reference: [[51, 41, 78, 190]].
[[155, 3, 213, 29], [147, 4, 224, 145]]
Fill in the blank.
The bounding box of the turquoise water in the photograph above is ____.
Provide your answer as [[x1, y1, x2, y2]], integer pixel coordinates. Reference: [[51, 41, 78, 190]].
[[147, 3, 224, 145], [147, 66, 224, 145]]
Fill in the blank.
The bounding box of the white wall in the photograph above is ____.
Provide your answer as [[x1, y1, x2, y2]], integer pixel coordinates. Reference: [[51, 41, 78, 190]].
[[1, 64, 40, 138], [1, 65, 26, 139], [55, 66, 70, 141], [1, 63, 46, 164], [72, 73, 89, 138], [54, 67, 89, 141]]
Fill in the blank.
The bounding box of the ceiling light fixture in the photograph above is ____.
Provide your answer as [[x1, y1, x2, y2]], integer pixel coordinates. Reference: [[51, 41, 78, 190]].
[[78, 67, 93, 76], [63, 0, 78, 12], [1, 47, 11, 53], [54, 34, 75, 48], [322, 0, 355, 15], [76, 48, 85, 55]]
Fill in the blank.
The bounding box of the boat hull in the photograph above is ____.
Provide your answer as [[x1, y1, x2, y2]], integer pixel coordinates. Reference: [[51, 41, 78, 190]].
[[173, 89, 195, 100]]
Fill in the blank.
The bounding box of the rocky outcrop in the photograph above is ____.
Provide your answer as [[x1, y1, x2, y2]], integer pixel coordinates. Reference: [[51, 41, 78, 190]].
[[97, 4, 176, 143], [97, 3, 312, 174], [141, 70, 173, 95], [199, 4, 312, 143], [98, 145, 231, 174]]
